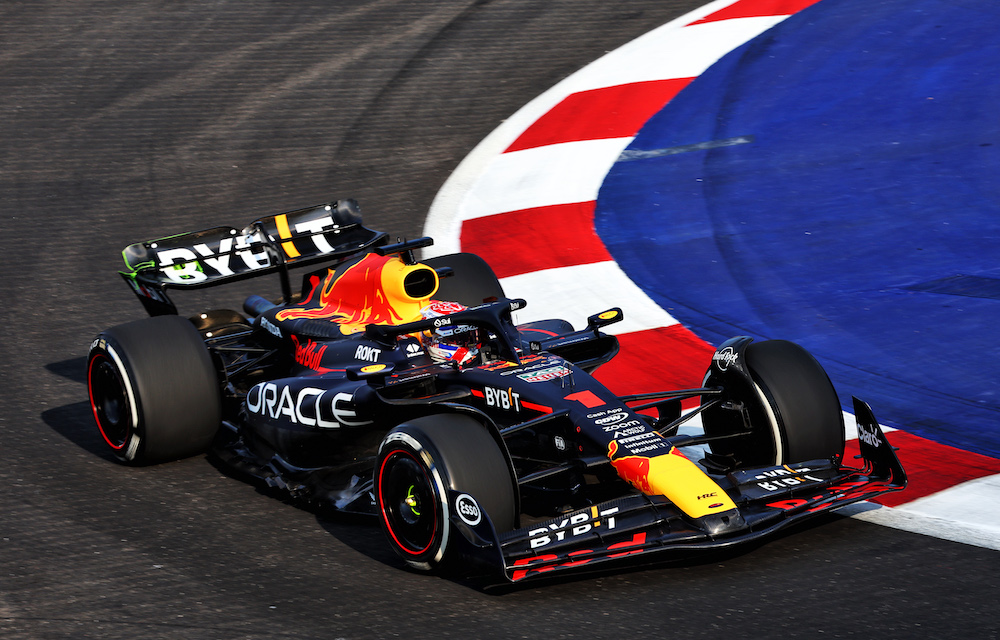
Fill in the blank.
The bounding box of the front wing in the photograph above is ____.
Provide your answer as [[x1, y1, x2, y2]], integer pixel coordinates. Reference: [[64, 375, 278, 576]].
[[451, 397, 907, 582]]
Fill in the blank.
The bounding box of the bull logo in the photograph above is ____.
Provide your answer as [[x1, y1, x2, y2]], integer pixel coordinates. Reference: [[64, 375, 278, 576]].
[[275, 253, 438, 334], [607, 440, 653, 494]]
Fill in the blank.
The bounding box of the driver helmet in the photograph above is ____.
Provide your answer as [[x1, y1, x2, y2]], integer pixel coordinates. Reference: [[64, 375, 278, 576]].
[[419, 300, 480, 365]]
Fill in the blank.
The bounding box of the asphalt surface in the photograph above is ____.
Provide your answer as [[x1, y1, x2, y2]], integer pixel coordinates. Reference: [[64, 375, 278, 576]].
[[2, 2, 997, 638]]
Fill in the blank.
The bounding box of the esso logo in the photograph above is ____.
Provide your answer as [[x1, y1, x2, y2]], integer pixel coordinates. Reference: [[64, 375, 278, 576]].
[[455, 493, 482, 526]]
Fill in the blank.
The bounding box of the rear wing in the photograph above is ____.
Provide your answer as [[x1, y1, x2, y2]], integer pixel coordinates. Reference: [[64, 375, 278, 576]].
[[119, 199, 387, 315]]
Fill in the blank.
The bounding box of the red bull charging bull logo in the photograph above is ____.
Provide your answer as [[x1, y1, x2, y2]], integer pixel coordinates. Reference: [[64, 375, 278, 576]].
[[275, 253, 437, 334], [608, 440, 654, 494]]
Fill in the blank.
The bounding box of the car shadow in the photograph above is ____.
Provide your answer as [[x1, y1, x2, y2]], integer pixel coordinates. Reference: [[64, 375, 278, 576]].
[[40, 400, 120, 462], [42, 356, 123, 462], [202, 452, 407, 571], [45, 356, 89, 385]]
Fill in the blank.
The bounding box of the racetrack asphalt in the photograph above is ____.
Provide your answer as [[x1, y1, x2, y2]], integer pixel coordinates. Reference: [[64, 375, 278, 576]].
[[1, 1, 997, 638]]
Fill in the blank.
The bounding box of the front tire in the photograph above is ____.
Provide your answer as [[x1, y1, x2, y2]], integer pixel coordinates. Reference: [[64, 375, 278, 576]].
[[87, 315, 222, 464], [703, 340, 844, 466], [374, 414, 516, 572]]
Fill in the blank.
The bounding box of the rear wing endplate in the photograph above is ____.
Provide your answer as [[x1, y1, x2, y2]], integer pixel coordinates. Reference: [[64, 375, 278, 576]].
[[119, 199, 387, 315]]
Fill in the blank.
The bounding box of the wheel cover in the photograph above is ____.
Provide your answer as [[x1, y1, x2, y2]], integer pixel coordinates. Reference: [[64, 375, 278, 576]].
[[377, 450, 439, 557], [88, 354, 132, 450]]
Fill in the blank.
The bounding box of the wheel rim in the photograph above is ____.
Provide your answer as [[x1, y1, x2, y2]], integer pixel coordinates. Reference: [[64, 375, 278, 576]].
[[701, 365, 780, 466], [88, 354, 132, 450], [703, 380, 779, 466], [377, 450, 438, 557]]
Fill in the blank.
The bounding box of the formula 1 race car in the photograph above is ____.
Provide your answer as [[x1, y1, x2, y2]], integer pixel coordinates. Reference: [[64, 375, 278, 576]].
[[87, 199, 906, 582]]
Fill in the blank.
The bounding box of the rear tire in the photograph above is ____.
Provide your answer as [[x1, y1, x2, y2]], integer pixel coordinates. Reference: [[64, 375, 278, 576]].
[[703, 340, 844, 466], [87, 315, 222, 464], [374, 414, 516, 572]]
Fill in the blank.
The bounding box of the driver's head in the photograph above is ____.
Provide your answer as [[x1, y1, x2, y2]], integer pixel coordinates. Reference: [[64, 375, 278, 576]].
[[419, 300, 480, 365]]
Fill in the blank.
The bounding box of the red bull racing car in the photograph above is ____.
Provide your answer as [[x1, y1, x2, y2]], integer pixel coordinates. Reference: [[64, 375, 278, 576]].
[[87, 199, 906, 582]]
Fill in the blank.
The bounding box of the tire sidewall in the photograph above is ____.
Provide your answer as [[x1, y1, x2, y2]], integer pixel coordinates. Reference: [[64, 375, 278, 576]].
[[375, 429, 453, 570], [88, 335, 145, 462]]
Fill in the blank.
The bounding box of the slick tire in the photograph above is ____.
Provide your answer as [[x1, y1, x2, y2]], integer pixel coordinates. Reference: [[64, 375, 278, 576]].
[[87, 315, 222, 464], [704, 340, 845, 466], [374, 414, 516, 572]]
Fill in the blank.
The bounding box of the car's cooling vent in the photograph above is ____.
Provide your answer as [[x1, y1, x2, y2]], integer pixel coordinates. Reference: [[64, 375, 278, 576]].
[[404, 267, 438, 299]]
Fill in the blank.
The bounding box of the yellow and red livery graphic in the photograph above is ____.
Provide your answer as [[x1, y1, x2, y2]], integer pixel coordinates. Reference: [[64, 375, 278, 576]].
[[608, 435, 736, 519], [276, 253, 438, 334]]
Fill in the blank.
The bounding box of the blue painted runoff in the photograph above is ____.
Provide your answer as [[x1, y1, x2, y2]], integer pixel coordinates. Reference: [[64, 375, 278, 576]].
[[595, 0, 1000, 457]]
